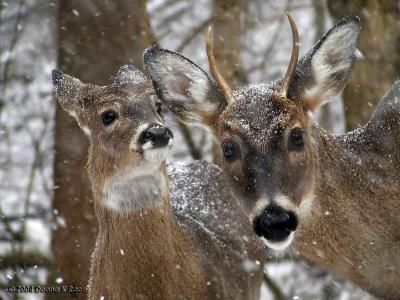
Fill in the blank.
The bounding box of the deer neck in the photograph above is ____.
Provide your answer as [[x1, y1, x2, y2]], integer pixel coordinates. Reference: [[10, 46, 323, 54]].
[[295, 123, 400, 287], [310, 123, 395, 225], [86, 154, 204, 299]]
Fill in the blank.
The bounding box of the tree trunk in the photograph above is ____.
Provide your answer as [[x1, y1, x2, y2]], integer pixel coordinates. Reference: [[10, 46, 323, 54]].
[[49, 1, 155, 298], [211, 0, 246, 165], [211, 0, 246, 87], [327, 0, 400, 130]]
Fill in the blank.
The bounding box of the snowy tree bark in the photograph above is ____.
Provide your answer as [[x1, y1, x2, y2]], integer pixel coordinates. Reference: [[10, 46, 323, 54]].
[[327, 0, 400, 130], [49, 0, 155, 297]]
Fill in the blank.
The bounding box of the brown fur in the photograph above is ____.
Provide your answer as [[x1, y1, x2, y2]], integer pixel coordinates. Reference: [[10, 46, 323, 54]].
[[89, 200, 205, 300], [143, 15, 400, 299], [293, 91, 400, 299], [212, 79, 400, 300], [87, 143, 205, 299], [52, 67, 266, 300]]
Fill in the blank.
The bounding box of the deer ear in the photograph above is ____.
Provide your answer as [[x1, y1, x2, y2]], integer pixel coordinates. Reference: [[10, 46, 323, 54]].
[[143, 47, 226, 127], [52, 69, 84, 114], [114, 65, 147, 85], [292, 16, 360, 111]]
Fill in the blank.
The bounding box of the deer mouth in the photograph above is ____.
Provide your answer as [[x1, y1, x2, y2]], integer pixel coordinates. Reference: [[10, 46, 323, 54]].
[[130, 124, 174, 163], [262, 232, 295, 251], [142, 138, 173, 163]]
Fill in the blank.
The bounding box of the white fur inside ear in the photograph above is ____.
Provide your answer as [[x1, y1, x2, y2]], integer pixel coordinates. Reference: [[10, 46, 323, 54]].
[[149, 55, 217, 122], [305, 23, 359, 105], [156, 56, 209, 102]]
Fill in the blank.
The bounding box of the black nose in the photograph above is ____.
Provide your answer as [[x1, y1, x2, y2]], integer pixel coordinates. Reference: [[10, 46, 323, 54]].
[[252, 204, 298, 242], [140, 125, 173, 148]]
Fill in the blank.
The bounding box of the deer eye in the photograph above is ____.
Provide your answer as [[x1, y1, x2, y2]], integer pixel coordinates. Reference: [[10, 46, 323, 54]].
[[221, 140, 237, 161], [289, 128, 304, 150], [101, 110, 118, 126], [155, 102, 162, 116]]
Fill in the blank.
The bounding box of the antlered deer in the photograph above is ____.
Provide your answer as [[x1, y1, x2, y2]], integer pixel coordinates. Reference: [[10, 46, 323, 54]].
[[144, 14, 400, 299], [52, 66, 265, 299]]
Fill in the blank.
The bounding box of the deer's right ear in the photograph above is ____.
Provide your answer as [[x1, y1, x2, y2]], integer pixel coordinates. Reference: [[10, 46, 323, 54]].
[[52, 69, 84, 114], [143, 48, 226, 127], [291, 16, 360, 112]]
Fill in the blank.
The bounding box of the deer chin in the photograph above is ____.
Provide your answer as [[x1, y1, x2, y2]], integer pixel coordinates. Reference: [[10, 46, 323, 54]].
[[142, 138, 173, 163], [262, 231, 295, 251]]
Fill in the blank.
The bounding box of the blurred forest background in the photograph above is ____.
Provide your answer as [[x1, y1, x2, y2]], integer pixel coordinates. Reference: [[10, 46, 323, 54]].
[[0, 0, 398, 299]]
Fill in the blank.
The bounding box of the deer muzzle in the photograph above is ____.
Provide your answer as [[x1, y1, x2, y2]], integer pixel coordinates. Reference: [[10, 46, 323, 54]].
[[138, 124, 173, 163], [252, 203, 298, 250]]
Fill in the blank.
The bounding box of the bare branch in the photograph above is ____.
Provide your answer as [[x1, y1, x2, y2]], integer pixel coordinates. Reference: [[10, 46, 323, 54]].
[[1, 211, 50, 222], [1, 0, 25, 96], [177, 122, 203, 160], [175, 16, 212, 53], [0, 253, 51, 269]]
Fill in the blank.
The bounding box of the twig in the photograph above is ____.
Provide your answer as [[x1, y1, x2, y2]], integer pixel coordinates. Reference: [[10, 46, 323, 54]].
[[18, 114, 50, 251], [0, 253, 51, 269], [177, 121, 203, 160], [243, 3, 307, 34], [1, 0, 25, 97], [175, 16, 212, 53], [245, 0, 290, 75], [1, 211, 50, 222]]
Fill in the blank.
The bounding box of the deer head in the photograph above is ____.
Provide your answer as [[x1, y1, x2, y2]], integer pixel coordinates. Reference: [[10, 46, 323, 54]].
[[52, 65, 173, 211], [144, 14, 360, 250]]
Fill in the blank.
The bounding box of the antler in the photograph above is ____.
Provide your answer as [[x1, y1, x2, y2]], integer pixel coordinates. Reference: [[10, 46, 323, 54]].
[[281, 12, 300, 98], [206, 27, 235, 104]]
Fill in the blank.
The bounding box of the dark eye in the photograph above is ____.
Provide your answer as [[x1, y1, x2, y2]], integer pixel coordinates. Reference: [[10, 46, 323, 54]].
[[221, 141, 237, 161], [289, 128, 304, 150], [101, 110, 118, 126], [155, 102, 162, 116]]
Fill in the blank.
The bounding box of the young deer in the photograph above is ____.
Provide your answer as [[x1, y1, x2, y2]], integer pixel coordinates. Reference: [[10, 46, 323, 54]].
[[52, 66, 265, 299], [144, 14, 400, 299]]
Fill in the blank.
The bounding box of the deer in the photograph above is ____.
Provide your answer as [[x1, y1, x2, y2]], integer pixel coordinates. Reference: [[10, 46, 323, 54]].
[[51, 65, 266, 300], [143, 13, 400, 300]]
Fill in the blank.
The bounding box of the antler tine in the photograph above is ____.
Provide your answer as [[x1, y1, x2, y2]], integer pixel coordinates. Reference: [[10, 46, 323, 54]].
[[206, 27, 235, 104], [281, 12, 300, 98]]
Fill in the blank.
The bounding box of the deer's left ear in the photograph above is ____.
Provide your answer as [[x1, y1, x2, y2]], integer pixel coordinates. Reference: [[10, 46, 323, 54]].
[[143, 47, 226, 128], [52, 69, 84, 114], [291, 16, 360, 111], [52, 70, 93, 136]]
